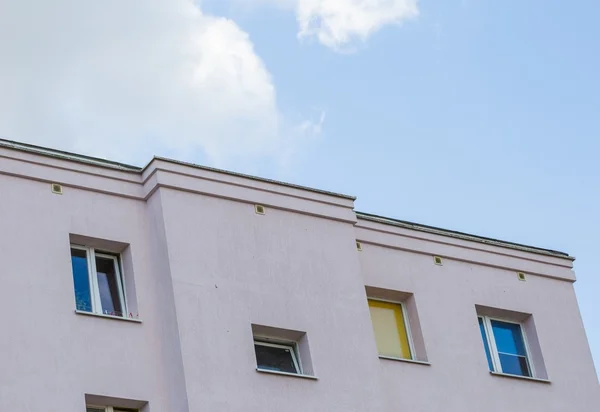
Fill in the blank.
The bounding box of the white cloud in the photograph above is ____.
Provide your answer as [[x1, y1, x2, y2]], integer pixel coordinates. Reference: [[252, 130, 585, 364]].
[[251, 0, 419, 51], [296, 0, 418, 51], [0, 0, 320, 168]]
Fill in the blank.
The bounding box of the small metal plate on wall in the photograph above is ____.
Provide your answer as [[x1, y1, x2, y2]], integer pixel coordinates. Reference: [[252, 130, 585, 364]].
[[51, 183, 63, 194]]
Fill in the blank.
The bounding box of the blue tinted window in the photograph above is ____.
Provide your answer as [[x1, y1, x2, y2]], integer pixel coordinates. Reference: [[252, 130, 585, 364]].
[[491, 320, 527, 356], [71, 248, 92, 312], [491, 320, 531, 377], [498, 353, 530, 376], [478, 318, 494, 371]]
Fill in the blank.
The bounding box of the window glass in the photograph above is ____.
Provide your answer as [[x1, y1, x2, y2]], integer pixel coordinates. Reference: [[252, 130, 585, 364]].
[[478, 317, 494, 371], [490, 320, 531, 377], [254, 343, 298, 373], [95, 256, 123, 316], [71, 248, 92, 312], [491, 320, 527, 355], [368, 300, 411, 359], [497, 353, 530, 376]]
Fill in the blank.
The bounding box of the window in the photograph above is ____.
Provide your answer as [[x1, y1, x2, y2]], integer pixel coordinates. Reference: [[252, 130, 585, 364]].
[[87, 407, 137, 412], [71, 245, 126, 317], [251, 324, 315, 378], [478, 316, 532, 377], [254, 341, 301, 374], [368, 299, 413, 359]]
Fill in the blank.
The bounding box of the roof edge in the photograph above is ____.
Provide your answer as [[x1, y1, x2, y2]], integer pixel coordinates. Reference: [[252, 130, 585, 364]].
[[0, 138, 142, 172], [356, 211, 573, 260], [0, 138, 573, 259], [145, 156, 357, 201], [0, 138, 356, 201]]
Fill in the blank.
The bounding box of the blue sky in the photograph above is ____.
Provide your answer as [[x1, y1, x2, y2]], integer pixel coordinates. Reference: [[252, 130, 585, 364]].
[[200, 0, 600, 374], [1, 0, 598, 376]]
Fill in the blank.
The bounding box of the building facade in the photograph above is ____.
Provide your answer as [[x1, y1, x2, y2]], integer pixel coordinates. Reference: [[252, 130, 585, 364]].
[[0, 139, 598, 411]]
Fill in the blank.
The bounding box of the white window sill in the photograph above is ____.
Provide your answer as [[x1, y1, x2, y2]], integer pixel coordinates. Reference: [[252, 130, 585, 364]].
[[75, 310, 142, 323], [256, 368, 318, 380], [379, 356, 431, 366], [490, 371, 550, 384]]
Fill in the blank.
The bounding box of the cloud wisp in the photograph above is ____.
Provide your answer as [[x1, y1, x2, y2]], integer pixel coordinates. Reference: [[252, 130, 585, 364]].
[[254, 0, 419, 52]]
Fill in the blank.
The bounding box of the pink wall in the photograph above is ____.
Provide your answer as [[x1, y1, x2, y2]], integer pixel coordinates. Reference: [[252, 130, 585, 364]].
[[0, 174, 174, 410], [0, 143, 598, 411], [357, 221, 599, 411]]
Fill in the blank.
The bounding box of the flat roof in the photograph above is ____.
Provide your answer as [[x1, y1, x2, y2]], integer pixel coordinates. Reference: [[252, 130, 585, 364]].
[[0, 138, 572, 259]]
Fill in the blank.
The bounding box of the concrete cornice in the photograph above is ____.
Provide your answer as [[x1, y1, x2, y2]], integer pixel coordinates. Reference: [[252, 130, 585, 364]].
[[356, 212, 572, 261], [0, 138, 574, 266], [355, 216, 575, 282], [0, 138, 355, 200], [0, 142, 356, 224]]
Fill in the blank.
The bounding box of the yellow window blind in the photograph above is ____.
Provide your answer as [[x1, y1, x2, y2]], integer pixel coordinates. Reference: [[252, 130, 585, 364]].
[[368, 299, 411, 359]]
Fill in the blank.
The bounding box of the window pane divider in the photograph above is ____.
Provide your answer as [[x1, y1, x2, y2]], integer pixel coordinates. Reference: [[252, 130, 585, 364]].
[[89, 247, 102, 314], [482, 316, 502, 373], [400, 301, 416, 360], [497, 351, 527, 357], [518, 322, 536, 377]]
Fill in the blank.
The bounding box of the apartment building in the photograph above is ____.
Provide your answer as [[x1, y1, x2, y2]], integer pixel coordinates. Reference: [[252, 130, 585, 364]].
[[0, 138, 598, 411]]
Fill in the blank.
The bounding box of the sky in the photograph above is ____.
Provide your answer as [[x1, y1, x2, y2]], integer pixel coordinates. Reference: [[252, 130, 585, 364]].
[[0, 0, 598, 377]]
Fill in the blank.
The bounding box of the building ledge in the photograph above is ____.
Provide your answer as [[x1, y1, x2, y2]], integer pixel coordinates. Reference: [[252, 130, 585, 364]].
[[256, 368, 318, 380], [0, 138, 141, 172], [75, 310, 142, 323], [490, 371, 550, 384], [379, 356, 431, 366]]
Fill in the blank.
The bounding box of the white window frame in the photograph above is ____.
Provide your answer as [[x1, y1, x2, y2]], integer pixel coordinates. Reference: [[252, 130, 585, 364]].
[[254, 340, 301, 374], [368, 297, 416, 360], [478, 315, 535, 377], [71, 244, 126, 317], [87, 406, 136, 412]]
